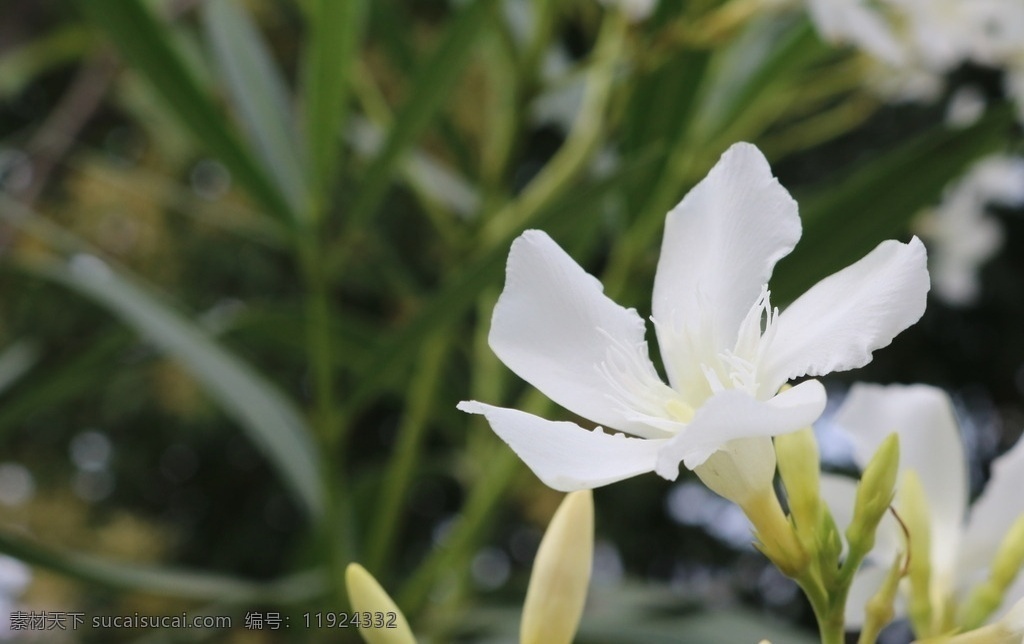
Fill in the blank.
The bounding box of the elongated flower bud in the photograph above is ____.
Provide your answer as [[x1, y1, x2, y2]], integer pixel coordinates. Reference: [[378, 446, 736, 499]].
[[775, 427, 821, 540], [521, 490, 594, 644], [861, 552, 907, 644], [916, 597, 1024, 644], [959, 516, 1024, 629], [899, 470, 935, 636], [345, 563, 416, 644], [847, 433, 900, 559]]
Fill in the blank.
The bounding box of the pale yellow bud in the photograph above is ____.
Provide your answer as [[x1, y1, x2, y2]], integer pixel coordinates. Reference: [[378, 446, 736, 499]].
[[521, 490, 594, 644], [775, 427, 822, 538], [898, 469, 937, 637], [344, 563, 416, 644], [917, 597, 1024, 644], [960, 516, 1024, 629]]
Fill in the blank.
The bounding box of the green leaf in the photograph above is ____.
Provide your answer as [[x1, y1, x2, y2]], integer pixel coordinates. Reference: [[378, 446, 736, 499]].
[[302, 0, 366, 206], [201, 0, 310, 220], [690, 16, 822, 144], [27, 255, 324, 519], [75, 0, 293, 220], [0, 529, 325, 604], [347, 0, 501, 228], [0, 26, 95, 99], [773, 107, 1016, 302], [0, 332, 128, 439]]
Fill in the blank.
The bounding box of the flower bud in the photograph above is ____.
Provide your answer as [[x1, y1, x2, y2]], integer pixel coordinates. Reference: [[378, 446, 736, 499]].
[[861, 552, 906, 643], [521, 490, 593, 644], [959, 515, 1024, 629], [898, 470, 935, 636], [846, 433, 900, 559], [918, 597, 1024, 644], [817, 508, 844, 588], [775, 427, 821, 540], [345, 563, 416, 644]]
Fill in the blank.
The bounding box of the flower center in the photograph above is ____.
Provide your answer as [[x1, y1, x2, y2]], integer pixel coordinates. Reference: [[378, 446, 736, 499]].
[[665, 399, 695, 423], [701, 285, 778, 399]]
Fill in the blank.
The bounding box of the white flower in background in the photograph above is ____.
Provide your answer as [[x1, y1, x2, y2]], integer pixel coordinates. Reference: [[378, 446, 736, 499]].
[[0, 556, 30, 640], [804, 0, 907, 66], [785, 0, 1024, 115], [915, 155, 1024, 305], [946, 86, 987, 128], [459, 142, 929, 501], [820, 384, 1024, 630]]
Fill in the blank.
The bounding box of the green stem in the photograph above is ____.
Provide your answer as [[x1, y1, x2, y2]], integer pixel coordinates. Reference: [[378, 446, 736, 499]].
[[480, 8, 626, 246], [298, 229, 349, 609], [397, 443, 521, 615], [365, 334, 449, 574]]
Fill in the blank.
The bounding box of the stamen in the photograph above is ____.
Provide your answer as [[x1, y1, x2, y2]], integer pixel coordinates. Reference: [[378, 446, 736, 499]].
[[595, 328, 678, 419]]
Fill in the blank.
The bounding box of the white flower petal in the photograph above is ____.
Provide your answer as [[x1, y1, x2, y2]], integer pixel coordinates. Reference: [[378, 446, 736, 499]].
[[960, 436, 1024, 577], [652, 142, 800, 392], [762, 238, 929, 392], [654, 379, 826, 477], [489, 230, 672, 438], [458, 401, 668, 491], [835, 384, 967, 577]]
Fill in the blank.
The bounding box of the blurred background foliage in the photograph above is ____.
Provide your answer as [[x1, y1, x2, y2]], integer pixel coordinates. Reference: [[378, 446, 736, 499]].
[[0, 0, 1021, 642]]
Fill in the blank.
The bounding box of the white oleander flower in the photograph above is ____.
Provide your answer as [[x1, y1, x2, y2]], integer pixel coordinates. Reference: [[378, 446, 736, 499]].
[[459, 143, 929, 502], [915, 155, 1024, 305], [793, 0, 1024, 115], [805, 0, 907, 66], [821, 384, 1024, 631]]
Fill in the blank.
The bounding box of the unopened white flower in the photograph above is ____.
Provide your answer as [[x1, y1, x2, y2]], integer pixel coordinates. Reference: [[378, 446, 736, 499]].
[[915, 155, 1024, 305], [459, 143, 929, 500], [821, 384, 1024, 631], [521, 490, 593, 644]]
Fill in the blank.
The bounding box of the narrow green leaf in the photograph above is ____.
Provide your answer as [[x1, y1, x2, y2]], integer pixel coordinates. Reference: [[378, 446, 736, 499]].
[[75, 0, 293, 220], [0, 529, 325, 604], [303, 0, 366, 206], [201, 0, 309, 220], [27, 255, 324, 518], [0, 26, 95, 99], [690, 16, 822, 143], [0, 331, 129, 439], [347, 0, 501, 228]]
